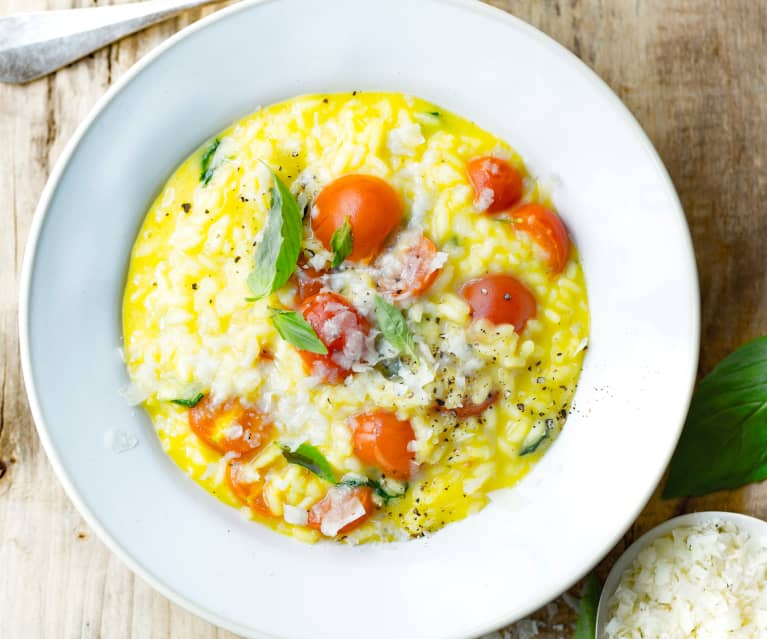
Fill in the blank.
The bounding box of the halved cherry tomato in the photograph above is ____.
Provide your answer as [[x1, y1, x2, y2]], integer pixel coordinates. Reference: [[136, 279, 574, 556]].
[[308, 484, 375, 537], [312, 174, 403, 262], [292, 253, 327, 303], [460, 274, 537, 331], [467, 156, 523, 214], [376, 234, 442, 299], [189, 395, 272, 456], [227, 460, 274, 518], [349, 410, 415, 480], [438, 391, 499, 418], [299, 292, 370, 383], [513, 203, 570, 274]]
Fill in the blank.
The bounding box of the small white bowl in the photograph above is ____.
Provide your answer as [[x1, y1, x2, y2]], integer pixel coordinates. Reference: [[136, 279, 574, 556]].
[[596, 511, 767, 638], [19, 0, 699, 637]]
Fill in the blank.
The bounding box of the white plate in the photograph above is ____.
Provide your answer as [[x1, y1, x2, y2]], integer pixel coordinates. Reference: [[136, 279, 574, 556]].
[[596, 512, 767, 638], [19, 1, 699, 637]]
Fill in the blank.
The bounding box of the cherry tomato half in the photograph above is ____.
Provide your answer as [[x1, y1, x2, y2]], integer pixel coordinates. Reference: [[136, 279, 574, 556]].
[[308, 484, 375, 537], [312, 174, 403, 263], [460, 274, 537, 331], [467, 156, 523, 214], [437, 391, 499, 418], [513, 203, 571, 274], [227, 460, 274, 519], [299, 292, 371, 383], [349, 410, 415, 480], [376, 234, 442, 299], [189, 395, 272, 456]]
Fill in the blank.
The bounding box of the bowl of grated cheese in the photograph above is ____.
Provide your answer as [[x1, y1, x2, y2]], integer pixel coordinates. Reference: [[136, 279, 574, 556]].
[[597, 511, 767, 638]]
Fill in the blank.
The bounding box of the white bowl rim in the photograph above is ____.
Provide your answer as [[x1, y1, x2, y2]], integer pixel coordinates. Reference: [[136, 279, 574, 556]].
[[18, 0, 700, 637], [596, 511, 767, 638]]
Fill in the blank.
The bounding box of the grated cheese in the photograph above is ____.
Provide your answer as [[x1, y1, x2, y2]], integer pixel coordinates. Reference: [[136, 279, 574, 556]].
[[605, 519, 767, 638]]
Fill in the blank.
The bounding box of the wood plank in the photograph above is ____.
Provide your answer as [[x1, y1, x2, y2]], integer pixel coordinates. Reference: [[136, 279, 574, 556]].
[[1, 1, 765, 637]]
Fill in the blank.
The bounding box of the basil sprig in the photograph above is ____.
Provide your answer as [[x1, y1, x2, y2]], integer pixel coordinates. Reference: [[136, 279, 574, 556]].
[[270, 308, 327, 354], [374, 296, 418, 360], [280, 443, 408, 503], [200, 138, 220, 185], [574, 574, 601, 639], [330, 216, 353, 268], [281, 443, 337, 484], [170, 392, 204, 408], [246, 168, 303, 300], [664, 336, 767, 498]]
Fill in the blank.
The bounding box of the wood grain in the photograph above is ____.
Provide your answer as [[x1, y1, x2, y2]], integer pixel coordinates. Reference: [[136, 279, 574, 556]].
[[1, 1, 765, 637]]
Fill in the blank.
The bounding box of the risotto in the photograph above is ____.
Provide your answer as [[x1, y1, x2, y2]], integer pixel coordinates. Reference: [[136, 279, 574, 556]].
[[122, 92, 589, 543]]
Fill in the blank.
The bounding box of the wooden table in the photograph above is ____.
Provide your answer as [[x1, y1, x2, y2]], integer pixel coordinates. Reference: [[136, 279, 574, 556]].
[[1, 1, 765, 636]]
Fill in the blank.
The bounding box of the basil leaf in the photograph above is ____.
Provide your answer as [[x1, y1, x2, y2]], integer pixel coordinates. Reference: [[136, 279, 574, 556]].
[[170, 392, 204, 408], [330, 216, 353, 268], [200, 138, 220, 185], [246, 168, 303, 299], [270, 308, 328, 354], [338, 477, 408, 504], [281, 443, 337, 483], [664, 336, 767, 498], [574, 574, 601, 639], [519, 419, 553, 456], [374, 296, 418, 360]]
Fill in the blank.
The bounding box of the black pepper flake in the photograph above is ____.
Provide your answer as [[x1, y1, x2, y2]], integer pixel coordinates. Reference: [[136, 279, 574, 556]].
[[240, 195, 249, 202], [181, 202, 191, 213], [191, 283, 198, 290], [536, 376, 545, 384], [352, 90, 357, 96], [322, 98, 329, 104], [205, 209, 210, 215], [291, 151, 299, 157], [516, 403, 525, 411], [503, 293, 511, 300], [234, 256, 241, 263]]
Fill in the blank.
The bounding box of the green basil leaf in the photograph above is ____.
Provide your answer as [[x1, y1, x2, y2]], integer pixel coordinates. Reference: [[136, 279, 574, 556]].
[[200, 138, 221, 185], [246, 168, 303, 299], [574, 574, 601, 639], [170, 392, 204, 408], [519, 419, 553, 456], [281, 443, 337, 483], [369, 478, 408, 503], [270, 308, 328, 354], [330, 216, 353, 268], [664, 335, 767, 498], [374, 296, 418, 360]]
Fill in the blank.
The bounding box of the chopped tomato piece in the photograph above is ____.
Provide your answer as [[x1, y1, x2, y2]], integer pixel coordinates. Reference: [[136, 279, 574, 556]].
[[461, 274, 537, 331], [292, 254, 327, 303], [349, 410, 415, 480], [308, 484, 375, 537], [467, 156, 523, 214], [513, 204, 571, 274], [376, 234, 443, 299], [299, 292, 370, 383], [438, 391, 499, 418], [188, 395, 272, 456], [312, 174, 403, 262], [227, 460, 274, 518]]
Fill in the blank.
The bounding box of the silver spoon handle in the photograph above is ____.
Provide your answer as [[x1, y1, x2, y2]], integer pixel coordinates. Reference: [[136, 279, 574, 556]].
[[0, 0, 222, 84]]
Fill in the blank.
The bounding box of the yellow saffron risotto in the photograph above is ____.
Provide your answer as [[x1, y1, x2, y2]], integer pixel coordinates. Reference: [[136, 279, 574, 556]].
[[122, 92, 589, 543]]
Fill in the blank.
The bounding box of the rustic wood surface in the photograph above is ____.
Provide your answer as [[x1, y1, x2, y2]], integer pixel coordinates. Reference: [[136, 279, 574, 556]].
[[1, 0, 765, 636]]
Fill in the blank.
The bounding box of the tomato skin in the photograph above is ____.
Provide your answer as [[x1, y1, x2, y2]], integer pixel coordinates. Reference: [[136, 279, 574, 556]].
[[460, 274, 537, 331], [312, 174, 403, 262], [299, 292, 370, 383], [349, 410, 415, 480], [308, 485, 375, 536], [292, 255, 327, 303], [438, 391, 499, 418], [467, 156, 523, 214], [513, 204, 570, 274], [189, 395, 272, 456], [376, 234, 442, 299], [227, 461, 274, 518]]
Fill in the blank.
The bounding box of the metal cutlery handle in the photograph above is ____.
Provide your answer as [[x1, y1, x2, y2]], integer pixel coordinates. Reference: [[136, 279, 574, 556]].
[[0, 0, 222, 84]]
